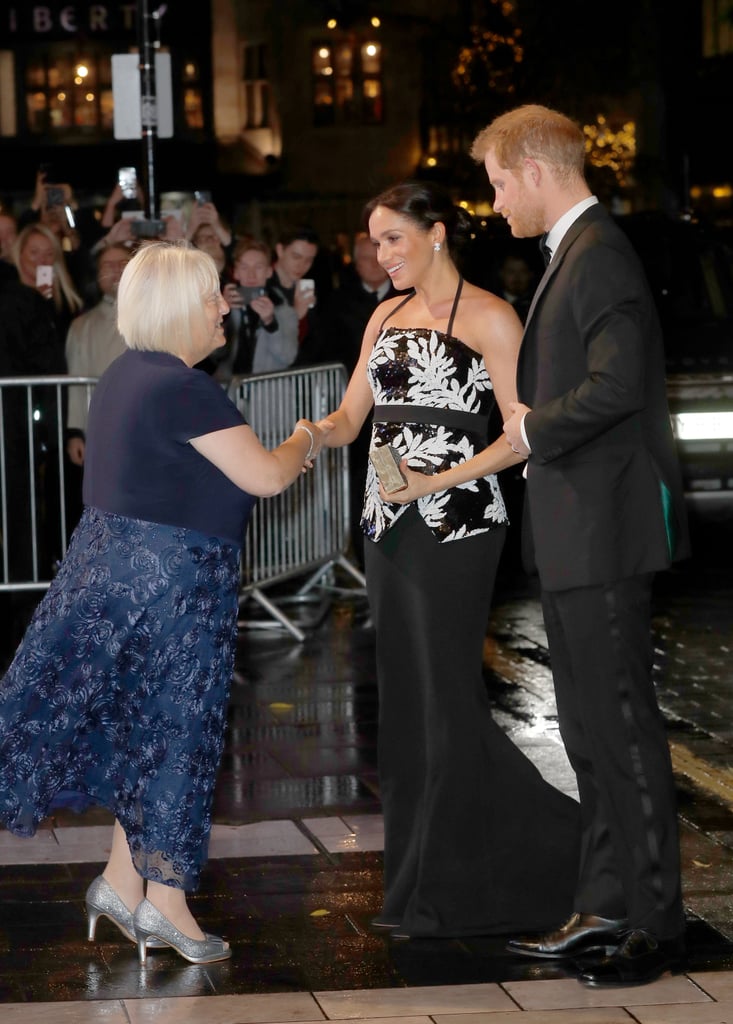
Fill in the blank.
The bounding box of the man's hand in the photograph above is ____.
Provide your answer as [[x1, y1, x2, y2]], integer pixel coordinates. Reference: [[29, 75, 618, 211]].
[[163, 214, 184, 240], [223, 282, 244, 309], [250, 293, 275, 326], [293, 285, 315, 320], [103, 217, 134, 247], [66, 436, 85, 466], [503, 401, 531, 456]]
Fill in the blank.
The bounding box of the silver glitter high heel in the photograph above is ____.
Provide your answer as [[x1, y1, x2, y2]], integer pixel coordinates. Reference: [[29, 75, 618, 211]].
[[133, 898, 231, 965], [85, 876, 166, 947]]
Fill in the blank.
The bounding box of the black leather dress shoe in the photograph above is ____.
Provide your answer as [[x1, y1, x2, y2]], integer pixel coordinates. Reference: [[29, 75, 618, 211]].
[[578, 929, 685, 987], [506, 912, 629, 959]]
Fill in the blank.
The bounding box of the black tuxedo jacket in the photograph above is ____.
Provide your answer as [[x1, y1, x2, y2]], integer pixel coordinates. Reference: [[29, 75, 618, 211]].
[[519, 203, 690, 591]]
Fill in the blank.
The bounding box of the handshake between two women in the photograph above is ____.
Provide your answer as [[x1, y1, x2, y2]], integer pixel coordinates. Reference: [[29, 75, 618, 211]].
[[293, 417, 331, 471]]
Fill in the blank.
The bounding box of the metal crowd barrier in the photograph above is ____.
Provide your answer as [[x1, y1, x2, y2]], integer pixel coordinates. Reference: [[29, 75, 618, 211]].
[[227, 362, 366, 641], [0, 375, 95, 593], [0, 367, 366, 642]]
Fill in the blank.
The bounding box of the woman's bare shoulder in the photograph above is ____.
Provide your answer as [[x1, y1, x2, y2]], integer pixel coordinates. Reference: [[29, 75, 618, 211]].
[[461, 279, 511, 311], [458, 281, 523, 355], [376, 290, 413, 315], [461, 281, 521, 327]]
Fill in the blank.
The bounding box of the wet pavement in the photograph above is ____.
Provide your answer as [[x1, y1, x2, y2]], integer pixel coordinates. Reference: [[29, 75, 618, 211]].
[[1, 516, 733, 1021]]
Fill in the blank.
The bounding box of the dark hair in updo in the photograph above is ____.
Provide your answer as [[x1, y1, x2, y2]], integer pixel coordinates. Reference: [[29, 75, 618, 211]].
[[363, 180, 473, 259]]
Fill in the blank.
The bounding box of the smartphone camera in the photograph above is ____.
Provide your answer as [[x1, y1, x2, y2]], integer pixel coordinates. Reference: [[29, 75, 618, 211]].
[[194, 190, 212, 206], [131, 218, 166, 239], [298, 277, 316, 309], [45, 186, 65, 208], [36, 265, 54, 288], [238, 286, 266, 304], [118, 166, 138, 200]]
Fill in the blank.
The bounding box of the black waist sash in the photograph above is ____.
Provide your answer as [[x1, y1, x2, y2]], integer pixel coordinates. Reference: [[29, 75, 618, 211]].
[[373, 404, 489, 440]]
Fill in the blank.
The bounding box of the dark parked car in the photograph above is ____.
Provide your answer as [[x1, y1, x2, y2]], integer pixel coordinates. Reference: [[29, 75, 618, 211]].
[[616, 212, 733, 523]]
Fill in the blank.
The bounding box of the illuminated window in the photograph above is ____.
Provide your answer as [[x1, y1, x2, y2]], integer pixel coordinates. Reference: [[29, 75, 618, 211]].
[[702, 0, 733, 56], [183, 88, 203, 130], [312, 36, 383, 126], [24, 48, 111, 133], [21, 46, 204, 137], [181, 57, 204, 130], [243, 43, 271, 129], [99, 88, 115, 132]]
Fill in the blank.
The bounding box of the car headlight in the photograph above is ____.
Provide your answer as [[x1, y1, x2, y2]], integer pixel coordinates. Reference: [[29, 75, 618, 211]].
[[672, 411, 733, 441]]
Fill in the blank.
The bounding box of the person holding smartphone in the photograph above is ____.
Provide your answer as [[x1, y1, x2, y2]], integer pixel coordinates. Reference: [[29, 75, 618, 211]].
[[316, 180, 581, 941], [268, 226, 321, 359], [10, 223, 83, 341], [186, 193, 233, 264], [16, 167, 92, 299], [214, 237, 298, 380], [270, 226, 319, 316]]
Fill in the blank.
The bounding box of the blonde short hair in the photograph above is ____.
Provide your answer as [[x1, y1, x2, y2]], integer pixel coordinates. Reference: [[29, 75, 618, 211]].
[[470, 104, 586, 186], [117, 240, 220, 355]]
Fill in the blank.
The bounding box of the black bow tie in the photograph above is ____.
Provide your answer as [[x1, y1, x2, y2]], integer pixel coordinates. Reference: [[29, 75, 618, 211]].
[[540, 235, 552, 266]]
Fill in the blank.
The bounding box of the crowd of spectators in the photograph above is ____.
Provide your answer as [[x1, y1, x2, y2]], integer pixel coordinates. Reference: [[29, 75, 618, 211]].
[[0, 168, 362, 660], [0, 164, 467, 654]]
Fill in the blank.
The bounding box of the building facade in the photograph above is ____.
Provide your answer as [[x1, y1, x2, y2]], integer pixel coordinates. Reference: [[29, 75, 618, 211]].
[[1, 1, 731, 241]]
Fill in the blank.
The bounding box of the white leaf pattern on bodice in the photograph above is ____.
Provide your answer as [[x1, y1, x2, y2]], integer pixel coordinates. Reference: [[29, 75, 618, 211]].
[[362, 325, 508, 543]]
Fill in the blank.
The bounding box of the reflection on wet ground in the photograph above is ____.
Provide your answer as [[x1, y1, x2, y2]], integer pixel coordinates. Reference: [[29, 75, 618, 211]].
[[2, 539, 733, 1015]]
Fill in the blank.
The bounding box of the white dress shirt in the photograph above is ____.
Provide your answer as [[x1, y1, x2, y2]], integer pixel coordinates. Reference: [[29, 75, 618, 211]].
[[519, 195, 600, 453]]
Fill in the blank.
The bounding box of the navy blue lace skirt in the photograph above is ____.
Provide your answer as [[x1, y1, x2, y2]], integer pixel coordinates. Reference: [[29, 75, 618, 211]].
[[0, 506, 242, 890]]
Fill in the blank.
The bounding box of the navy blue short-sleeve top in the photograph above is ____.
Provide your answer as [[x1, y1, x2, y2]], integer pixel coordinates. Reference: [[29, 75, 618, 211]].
[[83, 349, 257, 544]]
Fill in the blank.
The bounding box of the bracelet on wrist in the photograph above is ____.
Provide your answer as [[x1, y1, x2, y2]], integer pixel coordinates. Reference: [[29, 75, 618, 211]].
[[295, 423, 315, 460]]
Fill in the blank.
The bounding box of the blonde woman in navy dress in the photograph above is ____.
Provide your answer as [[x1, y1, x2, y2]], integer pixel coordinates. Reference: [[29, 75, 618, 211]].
[[0, 241, 326, 964], [319, 182, 580, 939]]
